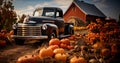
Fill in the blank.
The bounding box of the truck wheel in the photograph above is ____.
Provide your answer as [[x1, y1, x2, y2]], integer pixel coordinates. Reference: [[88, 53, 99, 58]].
[[70, 29, 74, 35], [69, 28, 74, 35], [15, 39, 25, 45], [49, 32, 56, 39]]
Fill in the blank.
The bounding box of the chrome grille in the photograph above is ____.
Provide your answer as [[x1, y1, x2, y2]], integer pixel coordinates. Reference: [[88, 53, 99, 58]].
[[17, 26, 41, 36]]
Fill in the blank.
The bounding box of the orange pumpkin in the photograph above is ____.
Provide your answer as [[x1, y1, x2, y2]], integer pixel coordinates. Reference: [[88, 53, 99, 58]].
[[68, 35, 76, 40], [60, 43, 68, 49], [0, 29, 7, 37], [67, 45, 74, 50], [111, 44, 118, 55], [78, 57, 87, 63], [92, 42, 102, 49], [17, 54, 40, 63], [0, 40, 6, 46], [54, 53, 67, 63], [76, 33, 81, 37], [9, 30, 14, 35], [49, 38, 60, 46], [89, 59, 97, 63], [1, 29, 7, 34], [39, 47, 54, 58], [70, 56, 78, 63], [70, 40, 76, 45], [53, 48, 66, 54], [70, 56, 87, 63], [60, 38, 70, 45], [101, 48, 110, 57], [48, 45, 59, 50]]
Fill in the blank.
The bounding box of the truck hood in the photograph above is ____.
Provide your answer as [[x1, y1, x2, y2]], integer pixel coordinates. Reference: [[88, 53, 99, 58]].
[[17, 16, 64, 29]]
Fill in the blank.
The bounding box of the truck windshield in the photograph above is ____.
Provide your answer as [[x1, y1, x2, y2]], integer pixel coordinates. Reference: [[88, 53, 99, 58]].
[[43, 8, 55, 17], [34, 8, 55, 17], [34, 8, 43, 17], [45, 12, 54, 17]]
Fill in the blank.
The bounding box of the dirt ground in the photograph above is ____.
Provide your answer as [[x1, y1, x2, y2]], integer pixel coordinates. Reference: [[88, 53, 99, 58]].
[[0, 35, 86, 63], [0, 40, 46, 63]]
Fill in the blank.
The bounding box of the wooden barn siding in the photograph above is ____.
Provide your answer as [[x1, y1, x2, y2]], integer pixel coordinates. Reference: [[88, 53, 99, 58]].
[[64, 3, 86, 23], [86, 15, 106, 24]]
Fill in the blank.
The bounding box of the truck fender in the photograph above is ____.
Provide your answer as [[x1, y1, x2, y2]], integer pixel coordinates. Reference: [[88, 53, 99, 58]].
[[46, 23, 58, 37], [69, 24, 74, 28], [69, 24, 74, 35]]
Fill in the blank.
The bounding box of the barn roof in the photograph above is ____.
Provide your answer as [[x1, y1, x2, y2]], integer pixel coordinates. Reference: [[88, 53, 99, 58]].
[[73, 0, 106, 17]]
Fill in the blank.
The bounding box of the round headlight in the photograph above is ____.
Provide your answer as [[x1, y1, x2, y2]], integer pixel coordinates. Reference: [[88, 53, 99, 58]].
[[12, 23, 17, 29], [42, 24, 47, 30]]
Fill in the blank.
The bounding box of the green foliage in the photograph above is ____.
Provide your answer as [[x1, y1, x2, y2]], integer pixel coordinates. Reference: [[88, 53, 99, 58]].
[[0, 0, 17, 31]]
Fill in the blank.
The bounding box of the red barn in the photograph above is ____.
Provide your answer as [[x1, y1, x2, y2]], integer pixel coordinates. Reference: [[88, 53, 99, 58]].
[[64, 0, 106, 25]]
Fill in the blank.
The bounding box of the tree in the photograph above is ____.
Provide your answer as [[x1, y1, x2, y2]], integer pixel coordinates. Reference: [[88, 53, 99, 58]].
[[0, 0, 17, 31], [19, 14, 26, 23], [0, 0, 4, 5]]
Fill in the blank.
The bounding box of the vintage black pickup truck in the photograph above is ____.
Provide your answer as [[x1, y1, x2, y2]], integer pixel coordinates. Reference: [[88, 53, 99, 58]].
[[12, 7, 74, 44]]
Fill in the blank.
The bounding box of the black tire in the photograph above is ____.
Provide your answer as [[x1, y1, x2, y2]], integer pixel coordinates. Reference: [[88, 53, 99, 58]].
[[15, 39, 25, 45], [48, 32, 56, 39], [70, 29, 74, 35]]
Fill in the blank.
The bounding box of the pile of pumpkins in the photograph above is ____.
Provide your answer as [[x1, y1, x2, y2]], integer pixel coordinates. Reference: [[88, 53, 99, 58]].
[[16, 36, 87, 63], [0, 29, 14, 47], [16, 34, 116, 63]]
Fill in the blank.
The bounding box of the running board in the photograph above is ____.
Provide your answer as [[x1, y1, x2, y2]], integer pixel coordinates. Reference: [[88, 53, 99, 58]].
[[59, 35, 71, 39]]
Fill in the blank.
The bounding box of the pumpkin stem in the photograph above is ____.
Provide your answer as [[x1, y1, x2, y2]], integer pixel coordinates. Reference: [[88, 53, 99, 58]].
[[25, 56, 27, 58], [32, 54, 34, 57]]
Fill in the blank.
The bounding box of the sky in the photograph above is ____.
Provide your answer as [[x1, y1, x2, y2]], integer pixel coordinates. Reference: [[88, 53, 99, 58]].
[[13, 0, 120, 20]]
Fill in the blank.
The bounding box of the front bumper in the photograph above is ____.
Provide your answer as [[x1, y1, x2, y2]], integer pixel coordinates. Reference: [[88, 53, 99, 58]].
[[11, 35, 48, 39]]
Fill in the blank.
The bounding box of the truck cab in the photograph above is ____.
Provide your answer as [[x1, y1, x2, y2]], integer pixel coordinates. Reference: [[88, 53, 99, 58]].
[[33, 7, 63, 18], [12, 7, 74, 45]]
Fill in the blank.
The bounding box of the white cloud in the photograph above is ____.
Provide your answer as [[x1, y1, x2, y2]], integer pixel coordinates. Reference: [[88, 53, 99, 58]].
[[15, 0, 73, 16], [52, 0, 73, 13], [35, 2, 54, 8], [27, 6, 34, 10], [53, 0, 73, 6], [34, 0, 73, 10], [15, 6, 34, 16]]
